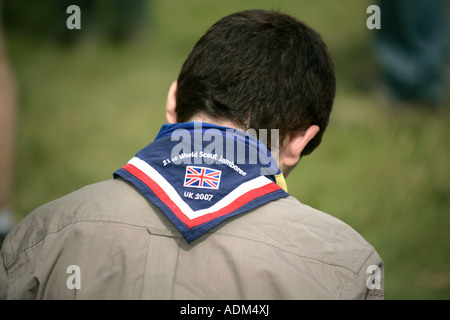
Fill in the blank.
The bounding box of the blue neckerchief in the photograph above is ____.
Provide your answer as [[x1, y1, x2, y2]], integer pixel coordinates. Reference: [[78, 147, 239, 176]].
[[114, 122, 289, 243]]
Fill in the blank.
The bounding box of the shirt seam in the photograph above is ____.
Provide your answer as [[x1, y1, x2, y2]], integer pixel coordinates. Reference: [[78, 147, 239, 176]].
[[206, 230, 370, 274], [4, 219, 150, 268]]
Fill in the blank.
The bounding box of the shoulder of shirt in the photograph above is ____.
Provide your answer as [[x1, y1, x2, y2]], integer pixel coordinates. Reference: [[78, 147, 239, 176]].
[[2, 178, 378, 275], [206, 195, 379, 274], [1, 178, 174, 267]]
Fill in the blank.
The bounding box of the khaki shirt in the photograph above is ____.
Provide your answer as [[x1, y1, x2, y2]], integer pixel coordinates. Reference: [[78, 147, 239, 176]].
[[0, 178, 384, 299]]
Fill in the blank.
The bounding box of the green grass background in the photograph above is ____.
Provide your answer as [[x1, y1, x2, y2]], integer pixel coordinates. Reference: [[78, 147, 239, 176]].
[[3, 0, 450, 299]]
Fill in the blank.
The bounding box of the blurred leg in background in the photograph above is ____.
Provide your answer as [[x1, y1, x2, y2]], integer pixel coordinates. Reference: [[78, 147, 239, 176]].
[[374, 0, 448, 110], [98, 0, 148, 43], [54, 0, 96, 45], [0, 2, 17, 244], [55, 0, 148, 45]]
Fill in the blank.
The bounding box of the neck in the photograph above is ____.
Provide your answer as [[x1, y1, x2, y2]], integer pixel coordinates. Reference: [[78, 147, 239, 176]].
[[187, 114, 243, 131], [184, 116, 294, 178]]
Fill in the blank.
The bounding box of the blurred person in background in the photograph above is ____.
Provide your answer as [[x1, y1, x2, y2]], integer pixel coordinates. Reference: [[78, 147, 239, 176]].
[[0, 1, 17, 246], [374, 0, 448, 110], [54, 0, 149, 45], [2, 0, 148, 45]]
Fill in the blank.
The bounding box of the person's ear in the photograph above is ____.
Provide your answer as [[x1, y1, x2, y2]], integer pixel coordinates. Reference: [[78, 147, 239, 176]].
[[280, 125, 320, 168], [166, 80, 178, 123]]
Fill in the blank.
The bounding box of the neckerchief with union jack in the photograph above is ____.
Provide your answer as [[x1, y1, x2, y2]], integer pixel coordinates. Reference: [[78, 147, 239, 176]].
[[113, 122, 289, 243]]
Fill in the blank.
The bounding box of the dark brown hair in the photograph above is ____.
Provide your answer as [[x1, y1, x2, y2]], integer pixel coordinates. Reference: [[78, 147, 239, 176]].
[[176, 9, 336, 155]]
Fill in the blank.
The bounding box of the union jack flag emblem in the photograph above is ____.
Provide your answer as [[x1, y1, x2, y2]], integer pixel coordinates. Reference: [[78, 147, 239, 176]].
[[183, 166, 221, 189]]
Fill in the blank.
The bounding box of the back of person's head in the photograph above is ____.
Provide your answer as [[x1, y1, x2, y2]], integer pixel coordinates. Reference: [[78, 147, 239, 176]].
[[176, 9, 336, 156]]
